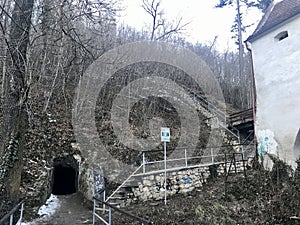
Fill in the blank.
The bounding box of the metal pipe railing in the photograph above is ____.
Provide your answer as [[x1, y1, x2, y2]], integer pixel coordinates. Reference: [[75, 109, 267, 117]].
[[0, 199, 25, 225], [105, 164, 144, 203], [140, 153, 226, 173], [187, 88, 228, 123], [93, 197, 153, 225], [104, 144, 249, 205], [139, 145, 247, 175]]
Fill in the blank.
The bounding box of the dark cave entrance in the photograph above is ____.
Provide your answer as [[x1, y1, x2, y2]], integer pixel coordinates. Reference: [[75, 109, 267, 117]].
[[52, 155, 78, 195]]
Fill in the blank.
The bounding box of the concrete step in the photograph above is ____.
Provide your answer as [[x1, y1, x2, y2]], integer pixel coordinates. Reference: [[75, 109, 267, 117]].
[[107, 200, 124, 207], [108, 196, 126, 201], [122, 183, 139, 188]]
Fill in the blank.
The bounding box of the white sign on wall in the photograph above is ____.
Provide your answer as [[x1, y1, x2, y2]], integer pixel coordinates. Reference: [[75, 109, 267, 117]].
[[161, 127, 170, 142]]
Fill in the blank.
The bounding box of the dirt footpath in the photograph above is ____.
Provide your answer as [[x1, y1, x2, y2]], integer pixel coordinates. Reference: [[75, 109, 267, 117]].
[[23, 193, 94, 225]]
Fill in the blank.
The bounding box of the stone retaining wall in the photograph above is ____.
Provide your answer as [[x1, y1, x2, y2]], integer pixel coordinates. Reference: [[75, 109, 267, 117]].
[[131, 162, 246, 202]]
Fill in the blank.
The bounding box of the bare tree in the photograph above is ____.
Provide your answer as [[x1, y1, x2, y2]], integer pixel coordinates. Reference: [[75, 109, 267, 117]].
[[0, 0, 14, 97], [142, 0, 188, 41], [26, 0, 117, 113], [0, 0, 34, 217]]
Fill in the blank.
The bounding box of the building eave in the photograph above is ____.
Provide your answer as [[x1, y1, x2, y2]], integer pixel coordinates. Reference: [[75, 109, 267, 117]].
[[247, 13, 300, 43]]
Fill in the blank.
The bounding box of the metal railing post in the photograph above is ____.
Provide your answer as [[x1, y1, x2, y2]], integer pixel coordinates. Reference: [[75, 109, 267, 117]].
[[211, 148, 214, 164], [184, 149, 188, 167], [19, 203, 24, 225], [94, 197, 153, 225], [103, 190, 106, 211], [108, 207, 112, 225], [224, 153, 227, 175], [9, 214, 13, 225], [142, 152, 145, 174], [93, 199, 95, 225]]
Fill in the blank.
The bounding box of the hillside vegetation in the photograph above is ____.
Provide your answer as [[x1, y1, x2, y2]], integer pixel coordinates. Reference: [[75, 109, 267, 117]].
[[0, 0, 254, 217]]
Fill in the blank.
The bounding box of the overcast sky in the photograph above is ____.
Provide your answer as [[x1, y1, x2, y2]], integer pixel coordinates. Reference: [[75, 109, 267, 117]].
[[117, 0, 263, 52]]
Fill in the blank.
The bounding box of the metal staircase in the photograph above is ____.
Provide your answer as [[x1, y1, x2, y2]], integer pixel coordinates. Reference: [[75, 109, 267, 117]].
[[188, 89, 243, 152], [100, 91, 244, 208], [105, 165, 142, 207]]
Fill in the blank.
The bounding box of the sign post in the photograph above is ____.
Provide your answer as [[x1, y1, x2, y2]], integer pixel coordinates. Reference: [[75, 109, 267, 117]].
[[93, 169, 105, 202], [161, 127, 170, 205]]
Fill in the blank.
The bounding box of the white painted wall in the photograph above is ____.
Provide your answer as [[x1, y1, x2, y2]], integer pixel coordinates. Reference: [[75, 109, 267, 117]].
[[251, 14, 300, 167]]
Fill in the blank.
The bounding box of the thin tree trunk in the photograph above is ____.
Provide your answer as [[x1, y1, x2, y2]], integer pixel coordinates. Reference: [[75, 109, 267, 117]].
[[43, 1, 65, 113], [0, 0, 11, 97], [0, 0, 34, 217]]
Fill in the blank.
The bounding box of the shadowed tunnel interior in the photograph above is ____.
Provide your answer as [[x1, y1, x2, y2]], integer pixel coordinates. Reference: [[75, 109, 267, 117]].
[[52, 156, 78, 195]]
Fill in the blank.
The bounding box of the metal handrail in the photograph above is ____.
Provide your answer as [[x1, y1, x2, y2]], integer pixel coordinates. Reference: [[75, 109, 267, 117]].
[[171, 83, 227, 123], [229, 108, 254, 124], [93, 197, 153, 225], [104, 144, 246, 201], [190, 90, 227, 123], [187, 88, 243, 152], [105, 146, 236, 203], [140, 143, 250, 154], [140, 148, 232, 175], [105, 164, 144, 203], [144, 154, 224, 165], [220, 123, 240, 140], [105, 145, 248, 211], [0, 199, 25, 225], [98, 150, 144, 199]]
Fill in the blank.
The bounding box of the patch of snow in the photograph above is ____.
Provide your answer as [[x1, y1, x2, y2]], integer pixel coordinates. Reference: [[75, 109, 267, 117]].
[[38, 194, 60, 216], [21, 194, 60, 225], [21, 221, 33, 225]]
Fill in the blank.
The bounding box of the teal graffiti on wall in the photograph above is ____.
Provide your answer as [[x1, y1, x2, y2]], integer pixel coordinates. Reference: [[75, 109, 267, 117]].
[[257, 129, 278, 157], [258, 136, 270, 156]]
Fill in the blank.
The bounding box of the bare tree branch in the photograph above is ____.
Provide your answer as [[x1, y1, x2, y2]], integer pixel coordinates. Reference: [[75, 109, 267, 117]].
[[141, 0, 189, 41]]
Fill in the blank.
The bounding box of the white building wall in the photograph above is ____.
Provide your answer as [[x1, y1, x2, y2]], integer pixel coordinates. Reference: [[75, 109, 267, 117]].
[[251, 14, 300, 167]]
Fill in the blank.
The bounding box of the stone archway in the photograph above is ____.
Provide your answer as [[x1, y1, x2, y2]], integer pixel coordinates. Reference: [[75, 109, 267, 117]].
[[52, 155, 79, 195]]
